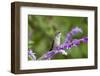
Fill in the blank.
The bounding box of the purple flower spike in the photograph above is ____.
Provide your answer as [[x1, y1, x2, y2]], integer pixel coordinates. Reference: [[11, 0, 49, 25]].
[[58, 50, 67, 55], [66, 43, 72, 49], [38, 50, 57, 60], [80, 37, 88, 43], [72, 39, 80, 46], [65, 27, 83, 43], [28, 49, 36, 60], [71, 27, 83, 35], [43, 51, 56, 60]]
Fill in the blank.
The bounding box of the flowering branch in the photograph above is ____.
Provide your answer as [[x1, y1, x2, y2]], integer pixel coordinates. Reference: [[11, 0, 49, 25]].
[[28, 49, 36, 60], [28, 27, 88, 60]]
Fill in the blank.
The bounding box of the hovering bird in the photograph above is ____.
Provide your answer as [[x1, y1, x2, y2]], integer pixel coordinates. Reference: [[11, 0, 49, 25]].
[[52, 32, 61, 49], [52, 32, 67, 55]]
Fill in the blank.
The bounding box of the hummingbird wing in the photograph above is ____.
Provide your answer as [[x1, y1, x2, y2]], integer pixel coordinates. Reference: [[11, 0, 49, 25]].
[[49, 32, 61, 50]]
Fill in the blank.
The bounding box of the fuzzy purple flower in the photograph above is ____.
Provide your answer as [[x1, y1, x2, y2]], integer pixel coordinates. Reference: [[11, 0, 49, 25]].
[[72, 39, 80, 46], [56, 37, 87, 51], [39, 49, 68, 60], [42, 51, 56, 60], [28, 49, 36, 60], [71, 27, 83, 35], [80, 37, 88, 43], [64, 27, 83, 43]]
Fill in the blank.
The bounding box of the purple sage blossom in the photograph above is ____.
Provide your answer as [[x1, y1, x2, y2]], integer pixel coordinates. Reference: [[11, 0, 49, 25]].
[[72, 39, 80, 46], [80, 37, 88, 43], [70, 27, 83, 35], [39, 50, 56, 60], [56, 37, 88, 51], [64, 27, 83, 43], [28, 49, 36, 60], [39, 49, 67, 60]]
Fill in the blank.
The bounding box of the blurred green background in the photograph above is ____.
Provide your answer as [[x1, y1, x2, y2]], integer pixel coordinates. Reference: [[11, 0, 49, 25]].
[[28, 15, 88, 60]]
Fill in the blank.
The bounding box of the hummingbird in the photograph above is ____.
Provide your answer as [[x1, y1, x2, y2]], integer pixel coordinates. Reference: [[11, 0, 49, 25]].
[[49, 32, 61, 51], [52, 32, 61, 49], [50, 32, 67, 56], [39, 32, 67, 60]]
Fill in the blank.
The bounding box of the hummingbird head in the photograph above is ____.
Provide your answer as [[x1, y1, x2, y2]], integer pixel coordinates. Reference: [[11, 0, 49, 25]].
[[55, 32, 61, 38]]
